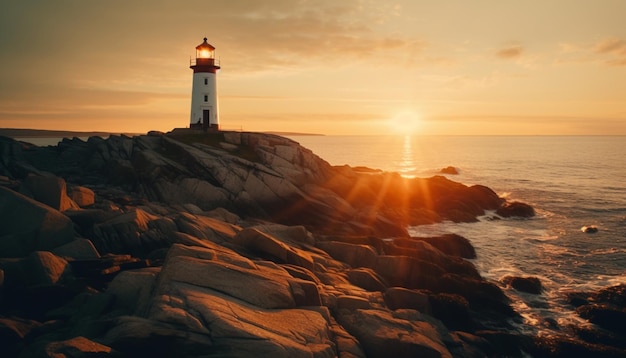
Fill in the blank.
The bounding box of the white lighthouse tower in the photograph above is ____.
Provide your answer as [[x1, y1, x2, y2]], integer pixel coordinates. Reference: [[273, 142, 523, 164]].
[[190, 38, 220, 131]]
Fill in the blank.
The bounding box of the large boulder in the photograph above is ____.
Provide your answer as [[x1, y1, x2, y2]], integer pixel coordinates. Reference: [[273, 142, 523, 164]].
[[19, 173, 78, 211], [0, 252, 72, 314], [0, 251, 75, 320], [436, 273, 516, 317], [405, 234, 476, 259], [155, 248, 296, 309], [16, 251, 70, 286], [428, 293, 473, 331], [373, 255, 444, 289], [101, 315, 213, 357], [52, 238, 100, 260], [576, 304, 626, 333], [147, 289, 334, 357], [109, 243, 337, 357], [0, 186, 75, 257], [502, 275, 543, 294], [383, 239, 480, 278], [67, 185, 95, 207], [107, 268, 159, 315], [346, 268, 388, 292], [336, 308, 452, 358], [91, 208, 173, 256]]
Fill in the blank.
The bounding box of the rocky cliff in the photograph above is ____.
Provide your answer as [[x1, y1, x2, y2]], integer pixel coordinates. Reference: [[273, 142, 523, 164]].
[[2, 131, 619, 357]]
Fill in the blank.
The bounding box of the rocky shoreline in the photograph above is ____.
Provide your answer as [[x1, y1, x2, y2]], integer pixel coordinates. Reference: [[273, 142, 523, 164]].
[[0, 131, 623, 357]]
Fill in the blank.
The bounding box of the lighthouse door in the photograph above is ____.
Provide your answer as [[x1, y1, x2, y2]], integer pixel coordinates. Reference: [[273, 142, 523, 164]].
[[202, 110, 210, 132]]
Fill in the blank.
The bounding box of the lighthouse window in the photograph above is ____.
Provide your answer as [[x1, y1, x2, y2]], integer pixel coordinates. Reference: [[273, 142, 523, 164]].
[[203, 95, 208, 102], [204, 78, 208, 85]]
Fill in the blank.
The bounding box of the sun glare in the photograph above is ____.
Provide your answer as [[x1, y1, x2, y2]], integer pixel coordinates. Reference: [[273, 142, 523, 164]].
[[388, 110, 422, 135]]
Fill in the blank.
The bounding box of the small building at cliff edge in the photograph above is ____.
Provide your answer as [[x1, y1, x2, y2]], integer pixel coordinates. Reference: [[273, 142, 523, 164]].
[[189, 38, 220, 132]]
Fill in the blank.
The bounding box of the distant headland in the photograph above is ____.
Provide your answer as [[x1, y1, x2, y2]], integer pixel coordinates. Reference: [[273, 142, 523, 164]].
[[0, 128, 324, 139], [0, 128, 140, 138]]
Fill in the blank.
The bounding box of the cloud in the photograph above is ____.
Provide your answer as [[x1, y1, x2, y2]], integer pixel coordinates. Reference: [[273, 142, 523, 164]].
[[594, 38, 626, 54], [593, 38, 626, 66], [171, 1, 427, 73], [495, 45, 524, 59]]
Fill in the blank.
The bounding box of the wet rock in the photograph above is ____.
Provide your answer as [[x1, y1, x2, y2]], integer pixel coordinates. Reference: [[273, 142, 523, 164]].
[[592, 284, 626, 306], [572, 325, 626, 351], [576, 304, 626, 333], [382, 239, 481, 280], [476, 330, 531, 357], [581, 225, 599, 233], [429, 292, 473, 331], [496, 201, 535, 218], [565, 291, 591, 307], [502, 275, 543, 294], [529, 334, 626, 358], [437, 274, 516, 318], [440, 166, 459, 175]]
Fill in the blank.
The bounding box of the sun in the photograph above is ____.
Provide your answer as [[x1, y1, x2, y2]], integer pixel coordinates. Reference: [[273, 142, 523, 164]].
[[387, 110, 422, 135]]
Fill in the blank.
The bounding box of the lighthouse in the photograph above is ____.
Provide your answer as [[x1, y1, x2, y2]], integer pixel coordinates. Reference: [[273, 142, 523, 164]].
[[190, 38, 220, 131]]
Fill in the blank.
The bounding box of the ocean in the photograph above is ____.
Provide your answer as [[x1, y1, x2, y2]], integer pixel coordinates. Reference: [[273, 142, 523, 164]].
[[288, 135, 626, 336]]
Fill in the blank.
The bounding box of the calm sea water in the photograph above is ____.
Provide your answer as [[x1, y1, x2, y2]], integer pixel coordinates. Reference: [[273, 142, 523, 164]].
[[289, 135, 626, 335]]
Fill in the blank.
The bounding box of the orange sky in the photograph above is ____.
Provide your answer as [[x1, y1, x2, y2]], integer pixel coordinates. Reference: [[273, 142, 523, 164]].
[[1, 1, 625, 135]]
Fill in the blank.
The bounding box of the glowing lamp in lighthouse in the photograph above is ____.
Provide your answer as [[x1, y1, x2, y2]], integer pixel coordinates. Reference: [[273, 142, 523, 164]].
[[190, 38, 220, 131]]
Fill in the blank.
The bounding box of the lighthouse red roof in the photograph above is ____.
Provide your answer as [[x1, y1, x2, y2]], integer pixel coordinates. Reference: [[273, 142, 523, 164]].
[[196, 38, 215, 51]]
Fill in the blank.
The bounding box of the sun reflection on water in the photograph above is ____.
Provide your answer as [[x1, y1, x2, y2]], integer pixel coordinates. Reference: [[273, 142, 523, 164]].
[[398, 135, 417, 178]]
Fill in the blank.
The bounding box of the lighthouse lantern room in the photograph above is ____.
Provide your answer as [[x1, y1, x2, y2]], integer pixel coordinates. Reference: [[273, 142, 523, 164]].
[[190, 38, 220, 131]]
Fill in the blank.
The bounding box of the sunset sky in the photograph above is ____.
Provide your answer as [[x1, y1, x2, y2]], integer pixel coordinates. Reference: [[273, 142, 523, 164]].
[[1, 1, 625, 135]]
